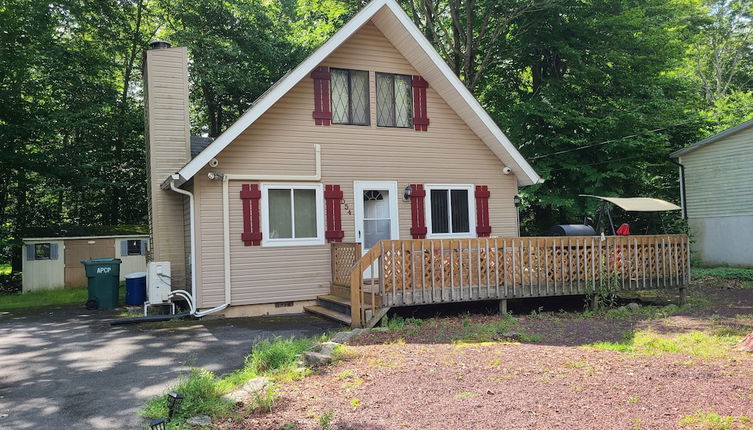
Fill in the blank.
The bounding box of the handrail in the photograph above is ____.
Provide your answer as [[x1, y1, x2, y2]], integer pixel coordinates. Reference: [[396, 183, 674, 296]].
[[348, 235, 690, 327]]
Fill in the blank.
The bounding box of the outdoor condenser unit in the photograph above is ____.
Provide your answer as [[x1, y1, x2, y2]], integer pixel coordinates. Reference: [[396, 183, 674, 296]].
[[147, 261, 171, 303]]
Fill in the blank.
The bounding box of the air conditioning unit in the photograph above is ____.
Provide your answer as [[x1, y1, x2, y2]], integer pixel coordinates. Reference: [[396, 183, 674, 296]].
[[147, 261, 171, 303]]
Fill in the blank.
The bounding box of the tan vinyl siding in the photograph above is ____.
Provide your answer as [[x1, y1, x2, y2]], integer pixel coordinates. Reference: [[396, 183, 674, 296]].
[[681, 125, 753, 219], [194, 22, 518, 307], [145, 46, 191, 288]]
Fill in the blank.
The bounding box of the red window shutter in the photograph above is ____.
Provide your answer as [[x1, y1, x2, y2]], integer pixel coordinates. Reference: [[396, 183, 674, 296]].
[[324, 185, 344, 242], [412, 75, 429, 131], [475, 185, 491, 237], [240, 184, 262, 246], [311, 66, 331, 126], [409, 184, 427, 239]]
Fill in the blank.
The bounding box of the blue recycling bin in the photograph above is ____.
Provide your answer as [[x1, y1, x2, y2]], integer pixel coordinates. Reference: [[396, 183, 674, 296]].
[[124, 272, 147, 305]]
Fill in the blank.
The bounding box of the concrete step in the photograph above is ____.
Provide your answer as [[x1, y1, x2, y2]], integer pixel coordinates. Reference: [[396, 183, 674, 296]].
[[304, 305, 352, 326]]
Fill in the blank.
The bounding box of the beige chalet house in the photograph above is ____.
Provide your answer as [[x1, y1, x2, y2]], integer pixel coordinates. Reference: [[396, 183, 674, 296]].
[[144, 0, 542, 322]]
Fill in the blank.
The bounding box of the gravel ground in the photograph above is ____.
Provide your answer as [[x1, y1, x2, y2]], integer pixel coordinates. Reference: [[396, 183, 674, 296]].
[[226, 283, 753, 430]]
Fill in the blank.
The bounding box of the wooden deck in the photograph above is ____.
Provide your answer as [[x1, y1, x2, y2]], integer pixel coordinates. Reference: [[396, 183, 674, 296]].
[[330, 235, 690, 327]]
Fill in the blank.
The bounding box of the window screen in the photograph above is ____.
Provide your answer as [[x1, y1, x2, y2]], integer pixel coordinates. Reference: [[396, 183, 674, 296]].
[[34, 243, 51, 260]]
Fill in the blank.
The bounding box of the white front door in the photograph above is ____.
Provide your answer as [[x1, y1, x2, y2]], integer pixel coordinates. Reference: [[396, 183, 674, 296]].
[[354, 181, 399, 254]]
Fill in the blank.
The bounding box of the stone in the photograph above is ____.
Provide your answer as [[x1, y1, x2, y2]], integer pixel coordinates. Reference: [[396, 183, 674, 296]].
[[303, 351, 332, 367], [331, 330, 355, 344], [627, 302, 641, 311], [186, 415, 212, 427], [221, 389, 250, 404], [319, 341, 340, 356], [371, 327, 389, 333], [242, 376, 270, 395]]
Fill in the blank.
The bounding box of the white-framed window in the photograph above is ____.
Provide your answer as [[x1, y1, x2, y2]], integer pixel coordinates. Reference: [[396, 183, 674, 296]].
[[261, 183, 325, 247], [425, 184, 476, 238]]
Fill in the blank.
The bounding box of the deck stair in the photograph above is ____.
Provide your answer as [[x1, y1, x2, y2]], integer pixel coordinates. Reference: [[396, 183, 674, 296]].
[[305, 294, 352, 325]]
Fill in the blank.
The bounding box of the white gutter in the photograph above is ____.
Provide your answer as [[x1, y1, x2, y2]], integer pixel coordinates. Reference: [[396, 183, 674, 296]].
[[218, 143, 322, 307]]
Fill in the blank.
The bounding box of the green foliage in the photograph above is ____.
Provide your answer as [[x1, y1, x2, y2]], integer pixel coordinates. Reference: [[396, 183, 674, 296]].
[[317, 410, 335, 429], [143, 336, 316, 427], [692, 267, 753, 281], [141, 368, 233, 427], [679, 410, 752, 430], [246, 337, 312, 374], [588, 329, 744, 359]]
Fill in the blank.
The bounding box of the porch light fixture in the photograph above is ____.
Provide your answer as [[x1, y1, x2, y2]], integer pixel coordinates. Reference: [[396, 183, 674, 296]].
[[149, 418, 167, 430], [167, 392, 184, 420], [513, 195, 521, 207], [403, 185, 412, 200]]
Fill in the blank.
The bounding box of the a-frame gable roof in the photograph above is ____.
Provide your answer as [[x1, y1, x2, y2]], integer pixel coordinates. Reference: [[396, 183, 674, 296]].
[[173, 0, 541, 186]]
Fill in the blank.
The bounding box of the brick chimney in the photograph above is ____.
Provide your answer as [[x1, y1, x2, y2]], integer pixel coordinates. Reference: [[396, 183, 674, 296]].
[[143, 41, 191, 289]]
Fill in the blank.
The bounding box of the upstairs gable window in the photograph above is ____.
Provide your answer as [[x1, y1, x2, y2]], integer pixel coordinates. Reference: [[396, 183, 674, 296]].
[[331, 68, 370, 125], [376, 73, 412, 128]]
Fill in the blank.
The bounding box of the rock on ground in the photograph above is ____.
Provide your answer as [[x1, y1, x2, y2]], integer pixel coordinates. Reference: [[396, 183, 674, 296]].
[[186, 415, 212, 427], [303, 351, 332, 367]]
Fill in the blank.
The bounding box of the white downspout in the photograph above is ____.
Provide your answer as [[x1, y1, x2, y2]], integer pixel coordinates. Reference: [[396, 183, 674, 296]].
[[169, 176, 197, 304], [169, 176, 230, 317], [216, 143, 322, 307]]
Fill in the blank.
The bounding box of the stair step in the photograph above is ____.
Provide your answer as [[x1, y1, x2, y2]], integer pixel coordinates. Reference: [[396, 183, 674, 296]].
[[318, 294, 351, 307], [304, 305, 352, 325]]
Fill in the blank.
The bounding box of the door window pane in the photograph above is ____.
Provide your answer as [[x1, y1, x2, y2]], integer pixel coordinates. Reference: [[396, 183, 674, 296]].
[[450, 190, 470, 233], [363, 189, 391, 250], [430, 190, 449, 234], [294, 189, 317, 238]]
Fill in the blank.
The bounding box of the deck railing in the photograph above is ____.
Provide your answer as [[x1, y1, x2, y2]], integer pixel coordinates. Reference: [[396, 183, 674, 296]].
[[331, 242, 361, 286], [347, 235, 690, 327]]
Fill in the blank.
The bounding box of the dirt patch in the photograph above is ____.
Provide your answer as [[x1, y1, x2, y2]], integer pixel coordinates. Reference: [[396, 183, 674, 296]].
[[226, 283, 753, 430]]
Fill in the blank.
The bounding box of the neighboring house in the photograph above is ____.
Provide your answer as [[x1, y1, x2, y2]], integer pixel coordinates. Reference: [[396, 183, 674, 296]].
[[143, 0, 541, 317], [670, 118, 753, 267], [22, 230, 149, 292]]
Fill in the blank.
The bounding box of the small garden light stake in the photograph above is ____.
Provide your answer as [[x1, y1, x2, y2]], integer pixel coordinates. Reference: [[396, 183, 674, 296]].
[[149, 418, 167, 430], [167, 391, 184, 421]]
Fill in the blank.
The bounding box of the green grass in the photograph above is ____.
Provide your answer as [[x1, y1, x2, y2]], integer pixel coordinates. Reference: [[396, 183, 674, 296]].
[[692, 267, 753, 282], [142, 336, 318, 429], [588, 329, 745, 359], [0, 287, 88, 310], [0, 281, 126, 311], [679, 410, 751, 429], [0, 264, 10, 275]]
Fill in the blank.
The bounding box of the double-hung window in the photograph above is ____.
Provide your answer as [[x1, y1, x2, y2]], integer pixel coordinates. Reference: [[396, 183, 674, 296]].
[[425, 185, 475, 238], [331, 68, 370, 125], [376, 72, 412, 128], [261, 184, 324, 246]]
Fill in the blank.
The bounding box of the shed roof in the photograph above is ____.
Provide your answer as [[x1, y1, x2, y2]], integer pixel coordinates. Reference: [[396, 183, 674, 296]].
[[670, 118, 753, 158], [174, 0, 541, 186], [22, 225, 148, 240]]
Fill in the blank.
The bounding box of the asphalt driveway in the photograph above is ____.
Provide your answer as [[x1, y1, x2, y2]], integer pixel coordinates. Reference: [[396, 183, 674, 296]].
[[0, 306, 340, 429]]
